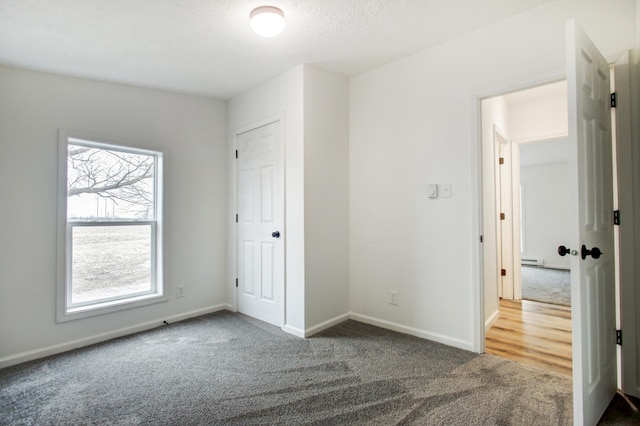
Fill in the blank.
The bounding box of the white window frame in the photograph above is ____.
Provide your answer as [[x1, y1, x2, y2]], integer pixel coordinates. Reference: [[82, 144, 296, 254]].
[[56, 130, 166, 322]]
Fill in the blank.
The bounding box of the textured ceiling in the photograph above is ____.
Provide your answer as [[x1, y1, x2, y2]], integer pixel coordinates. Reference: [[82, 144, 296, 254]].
[[0, 0, 551, 99]]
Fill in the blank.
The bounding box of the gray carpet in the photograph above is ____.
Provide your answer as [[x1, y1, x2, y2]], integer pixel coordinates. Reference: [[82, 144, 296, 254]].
[[0, 311, 578, 425], [521, 266, 571, 306]]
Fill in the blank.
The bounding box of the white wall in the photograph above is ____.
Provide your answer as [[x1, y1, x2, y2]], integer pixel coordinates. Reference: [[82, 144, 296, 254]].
[[303, 66, 350, 330], [0, 66, 228, 367], [509, 91, 568, 143], [521, 161, 571, 269], [349, 0, 636, 351], [227, 66, 306, 333]]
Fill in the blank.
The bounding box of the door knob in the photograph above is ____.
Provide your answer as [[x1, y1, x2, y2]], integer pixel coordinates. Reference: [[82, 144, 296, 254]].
[[558, 245, 578, 256], [271, 231, 280, 238], [581, 244, 602, 260]]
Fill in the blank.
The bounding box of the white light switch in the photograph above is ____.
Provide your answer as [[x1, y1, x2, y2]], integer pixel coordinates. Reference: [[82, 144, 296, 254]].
[[441, 183, 451, 198], [427, 184, 438, 199]]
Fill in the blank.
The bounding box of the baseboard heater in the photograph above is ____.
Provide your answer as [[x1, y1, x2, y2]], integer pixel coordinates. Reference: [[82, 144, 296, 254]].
[[521, 258, 544, 266]]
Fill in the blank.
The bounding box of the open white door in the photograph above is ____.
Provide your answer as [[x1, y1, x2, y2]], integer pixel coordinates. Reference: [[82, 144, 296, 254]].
[[236, 120, 285, 327], [496, 128, 515, 300], [566, 20, 617, 425]]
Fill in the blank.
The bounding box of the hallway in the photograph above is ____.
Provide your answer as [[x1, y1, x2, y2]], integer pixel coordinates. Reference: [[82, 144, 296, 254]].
[[486, 299, 572, 376]]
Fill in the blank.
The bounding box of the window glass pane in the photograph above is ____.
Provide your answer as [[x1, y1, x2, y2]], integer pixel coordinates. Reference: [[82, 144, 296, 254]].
[[67, 143, 155, 221], [71, 225, 152, 305]]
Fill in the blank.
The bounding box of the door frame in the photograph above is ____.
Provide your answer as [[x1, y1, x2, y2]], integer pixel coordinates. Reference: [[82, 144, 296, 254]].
[[232, 114, 286, 327], [472, 69, 566, 353], [613, 52, 639, 398], [474, 54, 637, 400]]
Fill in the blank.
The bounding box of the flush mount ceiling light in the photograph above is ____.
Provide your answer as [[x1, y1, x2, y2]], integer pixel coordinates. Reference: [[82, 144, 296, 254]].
[[249, 6, 286, 38]]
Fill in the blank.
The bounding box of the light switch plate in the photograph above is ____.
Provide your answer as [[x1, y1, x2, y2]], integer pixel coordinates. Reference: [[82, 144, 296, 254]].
[[441, 183, 451, 198], [428, 184, 438, 199]]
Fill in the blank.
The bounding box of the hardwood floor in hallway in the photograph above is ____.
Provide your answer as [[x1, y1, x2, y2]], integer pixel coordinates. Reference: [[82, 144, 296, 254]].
[[485, 299, 572, 376]]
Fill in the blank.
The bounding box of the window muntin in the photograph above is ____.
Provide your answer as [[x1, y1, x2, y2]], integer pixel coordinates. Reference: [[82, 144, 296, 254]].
[[58, 135, 164, 320]]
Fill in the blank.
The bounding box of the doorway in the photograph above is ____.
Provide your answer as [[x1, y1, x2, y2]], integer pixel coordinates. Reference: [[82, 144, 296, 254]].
[[482, 81, 573, 375], [519, 138, 571, 308], [477, 23, 635, 423]]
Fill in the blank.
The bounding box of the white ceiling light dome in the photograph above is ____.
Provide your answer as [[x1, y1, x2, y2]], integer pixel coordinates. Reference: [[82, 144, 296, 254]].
[[249, 6, 286, 38]]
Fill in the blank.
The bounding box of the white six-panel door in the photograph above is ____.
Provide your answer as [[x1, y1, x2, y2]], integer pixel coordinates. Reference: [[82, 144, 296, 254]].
[[236, 120, 284, 327], [566, 20, 617, 426]]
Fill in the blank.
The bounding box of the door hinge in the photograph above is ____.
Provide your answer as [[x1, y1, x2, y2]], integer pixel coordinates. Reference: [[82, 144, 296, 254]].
[[614, 210, 620, 226], [235, 278, 238, 288], [480, 235, 484, 243], [500, 213, 505, 220], [617, 329, 622, 345], [235, 214, 238, 223], [499, 157, 504, 165], [501, 269, 507, 276], [611, 92, 617, 108], [235, 150, 238, 159]]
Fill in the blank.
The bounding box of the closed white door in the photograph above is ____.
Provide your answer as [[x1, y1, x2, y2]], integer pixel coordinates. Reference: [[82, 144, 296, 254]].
[[236, 120, 284, 327], [566, 20, 616, 426]]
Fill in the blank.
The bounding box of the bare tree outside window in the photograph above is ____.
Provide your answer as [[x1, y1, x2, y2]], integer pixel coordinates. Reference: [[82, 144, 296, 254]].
[[67, 143, 154, 220]]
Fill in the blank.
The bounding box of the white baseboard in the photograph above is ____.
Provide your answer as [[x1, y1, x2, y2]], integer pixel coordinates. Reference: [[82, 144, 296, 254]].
[[282, 323, 305, 338], [523, 263, 570, 271], [539, 264, 570, 271], [304, 313, 350, 337], [282, 313, 351, 338], [0, 304, 232, 369], [285, 312, 472, 354], [2, 306, 475, 368], [349, 312, 473, 352], [485, 309, 500, 332]]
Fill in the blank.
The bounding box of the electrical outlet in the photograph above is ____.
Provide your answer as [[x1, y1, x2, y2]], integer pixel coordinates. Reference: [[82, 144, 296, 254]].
[[176, 286, 185, 298], [389, 290, 398, 306]]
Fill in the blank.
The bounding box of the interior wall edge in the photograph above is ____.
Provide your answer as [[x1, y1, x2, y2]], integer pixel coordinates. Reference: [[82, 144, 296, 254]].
[[303, 312, 350, 338], [282, 324, 305, 338]]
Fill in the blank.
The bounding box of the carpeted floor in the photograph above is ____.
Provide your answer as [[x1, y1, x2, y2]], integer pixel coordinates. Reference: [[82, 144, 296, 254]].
[[0, 310, 629, 425], [521, 265, 571, 306]]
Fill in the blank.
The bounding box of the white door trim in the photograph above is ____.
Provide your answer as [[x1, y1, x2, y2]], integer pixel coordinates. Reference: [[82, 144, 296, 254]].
[[612, 51, 639, 398], [232, 114, 286, 328]]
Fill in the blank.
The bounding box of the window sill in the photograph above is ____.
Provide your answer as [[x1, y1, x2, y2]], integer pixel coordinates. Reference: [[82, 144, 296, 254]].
[[57, 293, 168, 323]]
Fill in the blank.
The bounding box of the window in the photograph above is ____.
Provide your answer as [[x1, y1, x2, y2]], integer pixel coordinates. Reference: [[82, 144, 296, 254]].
[[57, 132, 164, 321]]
